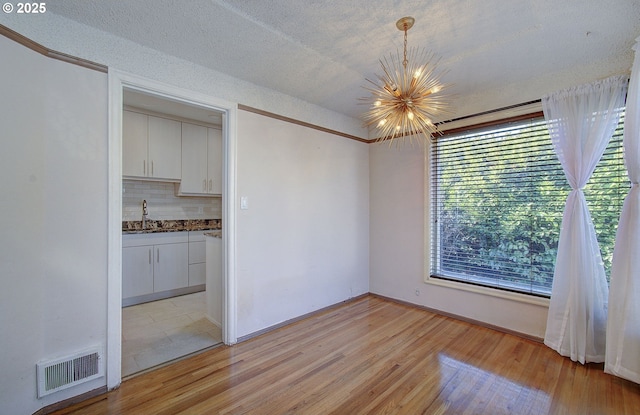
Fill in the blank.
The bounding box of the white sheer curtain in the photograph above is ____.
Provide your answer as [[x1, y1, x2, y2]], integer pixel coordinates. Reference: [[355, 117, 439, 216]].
[[606, 36, 640, 384], [543, 75, 628, 364]]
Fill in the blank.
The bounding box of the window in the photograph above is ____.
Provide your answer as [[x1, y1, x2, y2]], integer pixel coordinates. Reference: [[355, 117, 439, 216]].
[[430, 113, 626, 297]]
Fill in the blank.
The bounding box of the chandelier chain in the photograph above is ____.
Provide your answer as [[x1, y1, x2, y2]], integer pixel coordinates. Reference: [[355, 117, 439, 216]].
[[403, 26, 408, 69]]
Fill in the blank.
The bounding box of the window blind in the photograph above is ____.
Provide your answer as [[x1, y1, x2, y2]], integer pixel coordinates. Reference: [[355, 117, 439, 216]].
[[430, 114, 626, 297]]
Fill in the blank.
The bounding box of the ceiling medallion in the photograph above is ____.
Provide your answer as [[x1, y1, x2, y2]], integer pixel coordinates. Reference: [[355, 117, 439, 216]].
[[361, 16, 452, 144]]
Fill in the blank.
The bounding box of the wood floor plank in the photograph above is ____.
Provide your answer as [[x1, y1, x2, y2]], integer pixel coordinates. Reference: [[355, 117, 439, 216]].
[[50, 295, 640, 415]]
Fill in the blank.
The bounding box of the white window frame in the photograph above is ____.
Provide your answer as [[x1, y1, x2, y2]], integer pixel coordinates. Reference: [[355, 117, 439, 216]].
[[424, 102, 548, 306]]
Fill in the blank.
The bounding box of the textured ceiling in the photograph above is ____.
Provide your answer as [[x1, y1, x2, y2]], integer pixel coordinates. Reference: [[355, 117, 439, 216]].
[[49, 0, 640, 122]]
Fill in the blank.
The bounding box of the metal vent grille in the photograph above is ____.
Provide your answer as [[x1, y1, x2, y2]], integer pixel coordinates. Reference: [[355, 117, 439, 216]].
[[37, 347, 103, 398]]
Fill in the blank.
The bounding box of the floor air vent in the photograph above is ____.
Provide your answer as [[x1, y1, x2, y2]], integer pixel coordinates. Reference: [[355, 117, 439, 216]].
[[37, 347, 103, 398]]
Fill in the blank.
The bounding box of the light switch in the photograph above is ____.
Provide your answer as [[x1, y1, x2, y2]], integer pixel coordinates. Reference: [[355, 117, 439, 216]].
[[240, 196, 249, 210]]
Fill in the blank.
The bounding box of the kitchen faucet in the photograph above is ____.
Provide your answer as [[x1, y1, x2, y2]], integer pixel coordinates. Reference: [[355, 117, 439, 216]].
[[142, 199, 148, 229]]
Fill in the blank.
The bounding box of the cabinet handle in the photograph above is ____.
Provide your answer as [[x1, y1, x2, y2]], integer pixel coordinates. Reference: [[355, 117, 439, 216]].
[[148, 248, 151, 264], [209, 179, 212, 192], [157, 247, 160, 263], [151, 161, 154, 176], [203, 179, 207, 192], [143, 160, 146, 175]]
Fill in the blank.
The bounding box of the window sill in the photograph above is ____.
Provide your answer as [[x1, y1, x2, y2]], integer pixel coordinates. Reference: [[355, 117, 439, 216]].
[[423, 274, 550, 308]]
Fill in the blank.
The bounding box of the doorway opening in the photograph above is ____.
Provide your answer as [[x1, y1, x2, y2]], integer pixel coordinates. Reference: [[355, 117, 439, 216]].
[[121, 89, 225, 376], [107, 70, 237, 388]]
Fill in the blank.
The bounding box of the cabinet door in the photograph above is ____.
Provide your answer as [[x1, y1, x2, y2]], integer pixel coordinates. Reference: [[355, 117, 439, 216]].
[[206, 236, 223, 324], [122, 111, 148, 177], [188, 263, 206, 286], [153, 242, 189, 292], [122, 245, 154, 298], [189, 240, 206, 264], [148, 116, 182, 180], [208, 127, 223, 195], [181, 123, 209, 193]]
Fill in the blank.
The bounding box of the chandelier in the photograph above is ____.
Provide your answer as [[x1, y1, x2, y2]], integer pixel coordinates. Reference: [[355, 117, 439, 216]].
[[362, 17, 452, 144]]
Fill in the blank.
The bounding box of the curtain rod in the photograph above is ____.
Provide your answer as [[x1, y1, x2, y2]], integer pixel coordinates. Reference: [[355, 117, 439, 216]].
[[436, 99, 542, 127]]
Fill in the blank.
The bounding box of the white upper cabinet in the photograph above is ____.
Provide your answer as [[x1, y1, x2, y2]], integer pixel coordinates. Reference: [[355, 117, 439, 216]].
[[180, 122, 208, 193], [122, 111, 148, 177], [148, 116, 182, 180], [122, 110, 182, 181], [208, 127, 223, 195], [179, 122, 222, 195]]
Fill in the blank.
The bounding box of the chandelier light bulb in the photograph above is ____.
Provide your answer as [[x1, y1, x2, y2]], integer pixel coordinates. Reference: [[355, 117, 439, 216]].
[[407, 111, 414, 120]]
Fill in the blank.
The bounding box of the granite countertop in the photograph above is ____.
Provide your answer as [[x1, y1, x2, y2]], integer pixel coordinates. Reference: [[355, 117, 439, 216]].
[[204, 230, 222, 239], [122, 219, 221, 234]]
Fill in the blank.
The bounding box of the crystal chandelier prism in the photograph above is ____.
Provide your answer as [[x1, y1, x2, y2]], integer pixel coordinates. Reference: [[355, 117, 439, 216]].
[[362, 17, 452, 144]]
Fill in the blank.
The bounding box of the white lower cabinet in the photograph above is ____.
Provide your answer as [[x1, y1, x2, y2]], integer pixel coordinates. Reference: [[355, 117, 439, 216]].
[[153, 243, 189, 292], [122, 245, 154, 298], [206, 234, 223, 326], [188, 263, 206, 286], [122, 232, 189, 304], [188, 231, 207, 286]]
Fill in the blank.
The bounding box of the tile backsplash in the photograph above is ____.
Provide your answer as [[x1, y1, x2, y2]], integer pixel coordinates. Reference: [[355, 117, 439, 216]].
[[123, 179, 221, 221]]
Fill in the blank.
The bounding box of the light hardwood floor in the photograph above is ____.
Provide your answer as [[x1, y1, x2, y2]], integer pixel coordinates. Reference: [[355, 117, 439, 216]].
[[52, 295, 640, 414]]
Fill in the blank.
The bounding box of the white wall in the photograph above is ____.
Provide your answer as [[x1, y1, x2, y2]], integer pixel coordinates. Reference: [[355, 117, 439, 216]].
[[368, 142, 548, 339], [0, 36, 108, 414], [236, 110, 370, 337]]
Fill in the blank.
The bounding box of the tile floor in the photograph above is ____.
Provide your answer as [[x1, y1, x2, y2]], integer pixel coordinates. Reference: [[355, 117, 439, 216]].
[[122, 291, 222, 377]]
